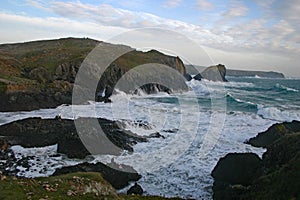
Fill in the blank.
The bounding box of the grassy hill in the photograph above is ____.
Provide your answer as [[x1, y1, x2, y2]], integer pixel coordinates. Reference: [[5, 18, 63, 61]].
[[0, 37, 99, 92]]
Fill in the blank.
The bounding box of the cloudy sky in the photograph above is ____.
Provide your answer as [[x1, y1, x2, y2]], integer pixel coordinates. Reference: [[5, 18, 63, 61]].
[[0, 0, 299, 76]]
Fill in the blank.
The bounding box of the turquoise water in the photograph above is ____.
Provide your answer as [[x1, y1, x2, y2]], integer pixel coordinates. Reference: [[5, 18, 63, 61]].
[[226, 77, 300, 113], [144, 77, 300, 122]]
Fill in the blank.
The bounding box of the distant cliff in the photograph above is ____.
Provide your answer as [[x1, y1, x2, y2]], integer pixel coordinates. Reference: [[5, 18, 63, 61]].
[[227, 69, 285, 78]]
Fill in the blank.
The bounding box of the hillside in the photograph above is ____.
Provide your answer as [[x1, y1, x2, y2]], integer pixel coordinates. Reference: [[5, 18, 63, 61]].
[[0, 38, 187, 111]]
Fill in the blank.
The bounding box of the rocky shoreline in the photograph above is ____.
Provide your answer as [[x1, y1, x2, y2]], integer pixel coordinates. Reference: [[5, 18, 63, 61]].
[[211, 120, 300, 200], [0, 116, 171, 197]]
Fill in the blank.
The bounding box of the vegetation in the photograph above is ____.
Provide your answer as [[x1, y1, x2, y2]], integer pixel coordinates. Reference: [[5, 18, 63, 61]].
[[0, 38, 99, 92], [0, 172, 183, 200]]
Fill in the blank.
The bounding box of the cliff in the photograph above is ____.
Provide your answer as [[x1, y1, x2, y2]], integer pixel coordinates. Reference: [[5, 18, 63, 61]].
[[0, 38, 188, 111], [227, 69, 285, 78]]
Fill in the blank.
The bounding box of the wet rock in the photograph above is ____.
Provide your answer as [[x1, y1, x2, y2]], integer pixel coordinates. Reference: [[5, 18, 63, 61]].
[[163, 128, 178, 133], [0, 117, 148, 159], [184, 73, 192, 81], [246, 120, 300, 148], [149, 132, 165, 139], [127, 183, 143, 195], [193, 73, 202, 81]]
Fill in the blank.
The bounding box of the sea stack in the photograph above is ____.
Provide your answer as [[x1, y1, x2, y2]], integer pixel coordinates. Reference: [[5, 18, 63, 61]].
[[194, 64, 228, 82]]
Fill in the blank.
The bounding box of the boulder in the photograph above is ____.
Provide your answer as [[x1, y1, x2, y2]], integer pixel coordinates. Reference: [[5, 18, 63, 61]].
[[212, 153, 263, 186], [211, 153, 263, 200]]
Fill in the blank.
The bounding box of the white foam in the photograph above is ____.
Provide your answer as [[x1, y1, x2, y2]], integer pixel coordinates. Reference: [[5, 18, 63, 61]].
[[257, 105, 300, 122], [275, 83, 299, 92], [10, 145, 83, 178]]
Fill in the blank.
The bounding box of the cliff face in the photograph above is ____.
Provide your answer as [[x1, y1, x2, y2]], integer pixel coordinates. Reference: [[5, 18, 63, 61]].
[[96, 49, 188, 98], [0, 38, 188, 111], [227, 69, 285, 78], [193, 64, 228, 82]]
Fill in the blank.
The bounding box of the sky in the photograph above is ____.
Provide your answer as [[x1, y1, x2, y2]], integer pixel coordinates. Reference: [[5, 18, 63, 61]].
[[0, 0, 299, 77]]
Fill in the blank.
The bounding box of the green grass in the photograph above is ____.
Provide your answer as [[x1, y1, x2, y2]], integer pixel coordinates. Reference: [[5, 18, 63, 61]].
[[0, 38, 99, 81], [0, 172, 184, 200], [0, 172, 118, 200], [114, 50, 167, 71]]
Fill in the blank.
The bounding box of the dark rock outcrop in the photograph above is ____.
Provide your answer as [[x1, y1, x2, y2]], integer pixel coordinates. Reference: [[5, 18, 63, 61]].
[[0, 89, 72, 112], [211, 153, 263, 199], [0, 117, 147, 159], [246, 120, 300, 148], [194, 64, 227, 82], [127, 183, 144, 195], [184, 73, 192, 81], [212, 121, 300, 200], [53, 162, 141, 190], [193, 73, 203, 81], [212, 153, 263, 186]]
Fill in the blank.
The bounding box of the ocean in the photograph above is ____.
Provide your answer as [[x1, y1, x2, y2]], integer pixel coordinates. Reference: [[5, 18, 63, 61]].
[[1, 76, 300, 199]]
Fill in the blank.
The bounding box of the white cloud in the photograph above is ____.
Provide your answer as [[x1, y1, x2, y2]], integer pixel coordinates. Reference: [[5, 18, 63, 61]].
[[196, 0, 214, 11], [26, 0, 49, 11], [275, 0, 300, 28], [163, 0, 182, 8], [0, 12, 128, 43], [1, 0, 300, 76], [222, 0, 248, 18]]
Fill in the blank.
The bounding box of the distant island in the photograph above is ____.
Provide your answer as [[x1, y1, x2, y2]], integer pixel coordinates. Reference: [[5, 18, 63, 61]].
[[185, 65, 285, 78], [226, 69, 285, 78]]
